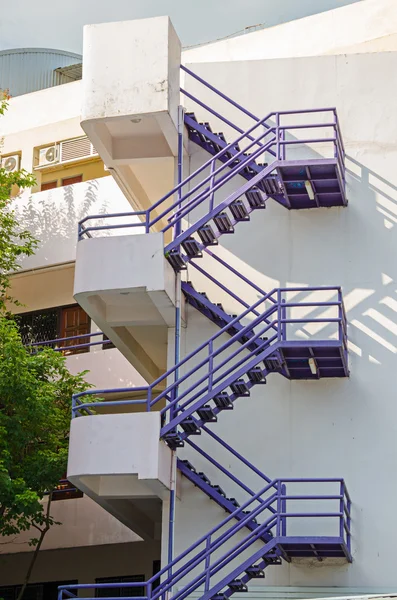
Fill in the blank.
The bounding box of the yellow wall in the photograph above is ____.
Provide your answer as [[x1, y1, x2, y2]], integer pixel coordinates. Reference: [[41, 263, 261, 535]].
[[39, 158, 109, 188], [9, 264, 76, 313]]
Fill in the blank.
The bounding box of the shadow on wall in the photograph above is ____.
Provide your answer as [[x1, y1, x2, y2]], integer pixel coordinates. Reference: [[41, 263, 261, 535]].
[[12, 177, 131, 269], [188, 142, 397, 372]]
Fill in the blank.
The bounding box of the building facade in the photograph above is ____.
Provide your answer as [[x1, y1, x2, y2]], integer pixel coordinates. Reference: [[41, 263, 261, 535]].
[[1, 0, 397, 598]]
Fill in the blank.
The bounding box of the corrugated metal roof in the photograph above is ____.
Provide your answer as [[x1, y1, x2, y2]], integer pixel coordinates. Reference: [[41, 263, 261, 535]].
[[54, 62, 82, 82], [0, 48, 82, 97]]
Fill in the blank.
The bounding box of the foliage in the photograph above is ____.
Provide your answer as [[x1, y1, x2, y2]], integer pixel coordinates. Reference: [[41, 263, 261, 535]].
[[0, 318, 91, 539]]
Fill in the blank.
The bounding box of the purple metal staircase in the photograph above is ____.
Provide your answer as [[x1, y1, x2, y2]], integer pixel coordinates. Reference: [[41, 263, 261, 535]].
[[67, 68, 351, 600]]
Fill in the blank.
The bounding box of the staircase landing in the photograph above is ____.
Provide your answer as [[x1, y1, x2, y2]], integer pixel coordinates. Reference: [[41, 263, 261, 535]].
[[280, 340, 348, 379], [276, 536, 351, 561], [277, 160, 346, 209]]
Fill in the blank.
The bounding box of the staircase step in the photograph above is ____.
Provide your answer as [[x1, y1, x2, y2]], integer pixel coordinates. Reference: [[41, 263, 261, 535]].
[[181, 236, 202, 258], [264, 357, 281, 372], [212, 595, 228, 600], [245, 565, 265, 579], [213, 392, 234, 410], [197, 405, 217, 423], [230, 379, 250, 397], [242, 510, 258, 525], [180, 417, 201, 435], [228, 497, 240, 508], [180, 459, 196, 473], [163, 431, 184, 449], [167, 249, 186, 271], [229, 199, 250, 222], [247, 367, 267, 384], [198, 472, 211, 485], [211, 484, 226, 497], [197, 224, 217, 246], [246, 187, 266, 209], [229, 580, 248, 592], [213, 212, 234, 234]]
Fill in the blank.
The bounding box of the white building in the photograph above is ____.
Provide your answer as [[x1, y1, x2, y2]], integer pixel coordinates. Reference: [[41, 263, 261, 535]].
[[1, 0, 397, 598]]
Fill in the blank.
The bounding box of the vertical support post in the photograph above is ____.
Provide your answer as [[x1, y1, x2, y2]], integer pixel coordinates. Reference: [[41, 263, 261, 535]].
[[71, 394, 76, 419], [276, 113, 280, 160], [338, 288, 343, 344], [276, 482, 281, 537], [347, 493, 352, 556], [281, 483, 287, 536], [208, 340, 214, 392], [147, 582, 152, 600], [167, 106, 184, 595], [277, 289, 282, 343], [281, 299, 287, 342], [174, 105, 185, 241], [339, 481, 345, 541], [204, 536, 212, 592], [209, 159, 216, 213], [333, 109, 338, 160], [147, 386, 152, 412]]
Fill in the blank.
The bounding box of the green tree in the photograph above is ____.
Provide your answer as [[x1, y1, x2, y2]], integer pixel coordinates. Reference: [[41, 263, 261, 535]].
[[0, 91, 92, 598], [0, 318, 90, 597]]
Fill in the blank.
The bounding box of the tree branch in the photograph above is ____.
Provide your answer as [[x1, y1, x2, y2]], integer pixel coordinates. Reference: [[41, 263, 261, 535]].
[[16, 493, 54, 600]]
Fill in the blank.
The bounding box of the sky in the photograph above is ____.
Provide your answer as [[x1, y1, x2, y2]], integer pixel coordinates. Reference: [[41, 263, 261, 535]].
[[0, 0, 363, 54]]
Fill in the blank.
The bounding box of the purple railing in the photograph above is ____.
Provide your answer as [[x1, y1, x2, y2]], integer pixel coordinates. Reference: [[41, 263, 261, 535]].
[[184, 427, 278, 517], [71, 286, 346, 418], [77, 105, 345, 245], [28, 331, 111, 354], [58, 477, 350, 600]]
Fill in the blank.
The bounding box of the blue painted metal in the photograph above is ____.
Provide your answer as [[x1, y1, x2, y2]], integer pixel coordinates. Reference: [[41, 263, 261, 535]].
[[28, 331, 111, 353], [65, 67, 351, 600]]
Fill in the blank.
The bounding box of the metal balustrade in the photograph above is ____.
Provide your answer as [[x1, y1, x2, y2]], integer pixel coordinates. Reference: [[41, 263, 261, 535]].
[[64, 66, 351, 600]]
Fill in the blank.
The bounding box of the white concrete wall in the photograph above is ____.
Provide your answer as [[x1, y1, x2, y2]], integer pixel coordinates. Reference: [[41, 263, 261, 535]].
[[1, 81, 83, 172], [13, 176, 135, 271], [0, 540, 160, 590], [182, 0, 397, 64], [1, 496, 139, 555], [166, 49, 397, 592]]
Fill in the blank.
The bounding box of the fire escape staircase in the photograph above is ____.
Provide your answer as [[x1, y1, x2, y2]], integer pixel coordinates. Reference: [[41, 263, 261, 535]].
[[66, 67, 351, 600]]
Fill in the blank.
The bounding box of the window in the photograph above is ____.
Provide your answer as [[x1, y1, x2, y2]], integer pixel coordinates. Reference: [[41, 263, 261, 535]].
[[95, 576, 145, 598], [61, 174, 83, 187], [41, 180, 58, 191], [16, 305, 91, 355], [16, 308, 58, 346]]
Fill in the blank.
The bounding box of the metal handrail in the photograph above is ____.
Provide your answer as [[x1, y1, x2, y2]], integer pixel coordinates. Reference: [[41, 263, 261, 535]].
[[27, 331, 111, 353], [58, 477, 350, 600], [77, 105, 344, 241]]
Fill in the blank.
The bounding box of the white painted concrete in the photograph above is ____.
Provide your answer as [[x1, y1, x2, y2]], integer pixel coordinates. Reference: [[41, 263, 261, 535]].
[[0, 540, 160, 588], [68, 412, 171, 539], [13, 176, 136, 271], [68, 412, 171, 495], [182, 0, 397, 64], [74, 232, 177, 381], [1, 496, 139, 554], [81, 16, 181, 209]]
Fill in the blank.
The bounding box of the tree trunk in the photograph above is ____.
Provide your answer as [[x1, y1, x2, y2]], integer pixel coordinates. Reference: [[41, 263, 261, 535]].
[[16, 493, 53, 600]]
